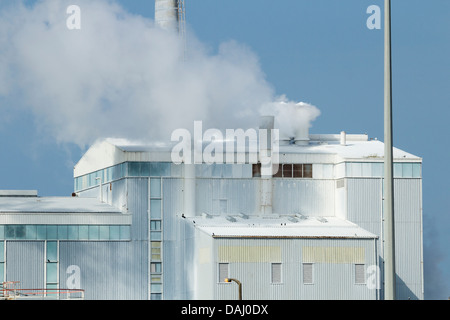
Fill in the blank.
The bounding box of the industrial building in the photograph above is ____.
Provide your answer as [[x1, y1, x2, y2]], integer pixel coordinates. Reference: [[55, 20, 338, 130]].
[[0, 121, 423, 299], [0, 1, 423, 300]]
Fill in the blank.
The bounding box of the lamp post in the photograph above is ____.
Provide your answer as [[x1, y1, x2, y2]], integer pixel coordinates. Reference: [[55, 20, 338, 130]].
[[225, 278, 242, 300], [384, 0, 396, 300]]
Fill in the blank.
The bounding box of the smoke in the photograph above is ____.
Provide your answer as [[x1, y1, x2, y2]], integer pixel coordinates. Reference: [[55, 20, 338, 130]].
[[0, 0, 319, 147], [260, 96, 321, 140]]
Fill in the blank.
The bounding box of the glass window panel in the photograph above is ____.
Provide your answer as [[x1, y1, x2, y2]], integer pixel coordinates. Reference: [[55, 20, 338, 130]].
[[151, 232, 162, 241], [58, 225, 68, 240], [0, 263, 4, 283], [79, 226, 89, 240], [120, 226, 130, 240], [140, 163, 150, 176], [46, 283, 58, 292], [149, 163, 170, 177], [151, 293, 162, 300], [151, 274, 162, 283], [394, 163, 403, 178], [293, 164, 303, 178], [362, 163, 372, 177], [5, 225, 15, 239], [110, 226, 120, 240], [303, 263, 314, 284], [403, 163, 413, 178], [150, 178, 161, 198], [412, 163, 421, 178], [25, 225, 37, 240], [271, 263, 282, 283], [46, 263, 58, 283], [151, 262, 162, 273], [68, 226, 78, 240], [303, 164, 313, 178], [89, 226, 99, 240], [99, 226, 110, 240], [150, 221, 161, 231], [37, 225, 47, 240], [350, 163, 362, 177], [15, 225, 26, 240], [218, 263, 229, 282], [0, 226, 4, 240], [252, 163, 261, 177], [372, 163, 383, 177], [128, 162, 140, 176], [150, 200, 162, 219], [47, 241, 58, 262], [151, 283, 162, 293], [282, 164, 293, 178], [0, 241, 4, 262], [47, 226, 57, 240]]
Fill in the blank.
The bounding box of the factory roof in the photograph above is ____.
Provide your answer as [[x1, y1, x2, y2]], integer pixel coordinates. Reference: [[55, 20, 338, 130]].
[[0, 193, 130, 225], [74, 134, 421, 177], [188, 214, 378, 239], [0, 195, 121, 214]]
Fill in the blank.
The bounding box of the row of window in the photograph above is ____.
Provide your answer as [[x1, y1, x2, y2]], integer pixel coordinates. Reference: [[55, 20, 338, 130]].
[[0, 225, 131, 241], [252, 163, 313, 178], [75, 161, 422, 192], [218, 263, 367, 285]]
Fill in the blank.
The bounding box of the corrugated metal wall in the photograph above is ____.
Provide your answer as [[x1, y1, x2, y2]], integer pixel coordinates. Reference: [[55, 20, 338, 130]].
[[6, 241, 45, 289], [346, 177, 423, 300], [196, 178, 259, 215], [272, 179, 335, 216], [211, 238, 378, 300], [59, 241, 147, 300]]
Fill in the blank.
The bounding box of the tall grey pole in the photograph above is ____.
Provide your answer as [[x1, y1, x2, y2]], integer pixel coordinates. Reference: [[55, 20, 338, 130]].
[[384, 0, 396, 300]]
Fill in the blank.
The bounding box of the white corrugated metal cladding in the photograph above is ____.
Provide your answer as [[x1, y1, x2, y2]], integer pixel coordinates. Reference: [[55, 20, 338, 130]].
[[0, 130, 423, 300]]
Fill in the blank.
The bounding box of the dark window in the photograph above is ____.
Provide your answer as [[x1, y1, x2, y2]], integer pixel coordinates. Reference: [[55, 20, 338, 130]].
[[252, 163, 261, 177]]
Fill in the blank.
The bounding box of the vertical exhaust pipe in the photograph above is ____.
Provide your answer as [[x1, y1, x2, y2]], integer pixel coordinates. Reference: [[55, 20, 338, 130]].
[[259, 116, 275, 215]]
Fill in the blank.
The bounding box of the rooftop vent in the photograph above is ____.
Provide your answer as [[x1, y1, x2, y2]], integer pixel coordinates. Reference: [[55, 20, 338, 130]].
[[0, 190, 38, 197]]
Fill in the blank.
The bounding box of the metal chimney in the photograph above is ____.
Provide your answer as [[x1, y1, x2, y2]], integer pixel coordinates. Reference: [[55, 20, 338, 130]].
[[155, 0, 179, 32]]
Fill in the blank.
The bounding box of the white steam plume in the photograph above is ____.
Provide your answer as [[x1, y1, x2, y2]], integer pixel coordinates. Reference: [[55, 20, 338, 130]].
[[260, 96, 321, 140], [0, 0, 319, 147]]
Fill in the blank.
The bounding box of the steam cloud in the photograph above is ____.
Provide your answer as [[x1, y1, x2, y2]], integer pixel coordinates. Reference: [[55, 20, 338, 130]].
[[0, 0, 320, 147]]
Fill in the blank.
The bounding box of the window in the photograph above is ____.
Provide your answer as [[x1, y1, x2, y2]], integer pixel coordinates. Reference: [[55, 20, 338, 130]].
[[151, 262, 162, 273], [252, 163, 261, 177], [271, 164, 313, 178], [303, 263, 314, 284], [271, 263, 282, 284], [218, 263, 229, 283], [151, 242, 161, 260], [355, 264, 366, 284]]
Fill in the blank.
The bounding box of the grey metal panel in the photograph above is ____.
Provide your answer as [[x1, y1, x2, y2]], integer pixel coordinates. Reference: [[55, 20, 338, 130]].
[[126, 178, 149, 241], [347, 178, 382, 233], [213, 238, 377, 300], [59, 241, 147, 300], [162, 178, 184, 241], [346, 178, 424, 300], [6, 241, 45, 289], [272, 179, 335, 216], [196, 179, 259, 215]]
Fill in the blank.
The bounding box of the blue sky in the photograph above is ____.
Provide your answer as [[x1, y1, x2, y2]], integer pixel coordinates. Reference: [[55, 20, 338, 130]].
[[0, 0, 448, 299]]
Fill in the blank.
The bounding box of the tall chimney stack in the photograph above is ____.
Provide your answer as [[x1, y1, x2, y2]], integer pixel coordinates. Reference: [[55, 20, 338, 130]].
[[155, 0, 179, 32]]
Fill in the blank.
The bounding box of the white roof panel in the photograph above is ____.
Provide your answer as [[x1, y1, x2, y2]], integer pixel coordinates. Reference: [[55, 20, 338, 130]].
[[189, 215, 377, 239]]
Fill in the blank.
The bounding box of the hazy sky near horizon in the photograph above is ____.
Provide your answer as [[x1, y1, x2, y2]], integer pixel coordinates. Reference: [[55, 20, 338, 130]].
[[0, 0, 448, 299]]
